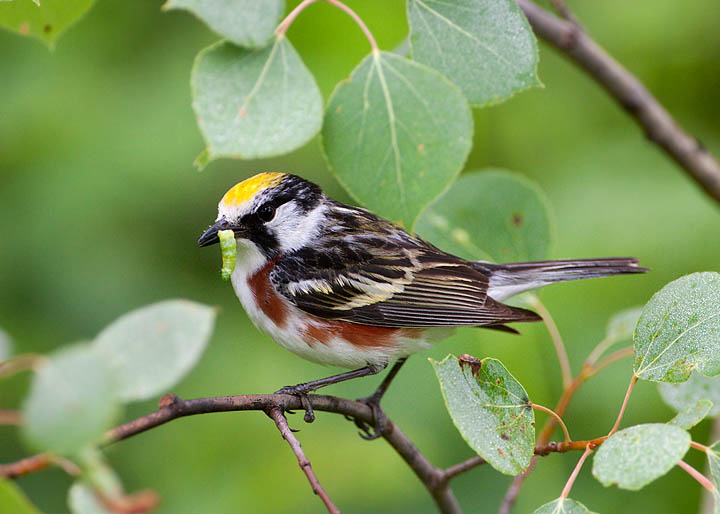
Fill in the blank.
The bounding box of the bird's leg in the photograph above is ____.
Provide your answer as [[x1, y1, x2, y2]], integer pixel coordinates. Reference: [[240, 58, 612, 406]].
[[353, 358, 408, 441], [275, 363, 387, 423]]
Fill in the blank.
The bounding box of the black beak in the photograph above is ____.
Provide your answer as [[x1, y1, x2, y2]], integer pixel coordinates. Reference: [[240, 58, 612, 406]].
[[198, 218, 234, 247]]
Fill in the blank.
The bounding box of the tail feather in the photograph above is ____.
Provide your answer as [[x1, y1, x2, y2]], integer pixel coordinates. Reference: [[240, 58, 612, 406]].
[[478, 257, 648, 301]]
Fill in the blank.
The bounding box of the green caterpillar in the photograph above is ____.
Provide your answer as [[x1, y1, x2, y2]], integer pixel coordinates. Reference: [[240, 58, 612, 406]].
[[218, 229, 237, 281]]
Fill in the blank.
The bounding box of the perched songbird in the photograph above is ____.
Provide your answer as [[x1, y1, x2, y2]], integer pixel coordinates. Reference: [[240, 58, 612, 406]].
[[199, 172, 646, 436]]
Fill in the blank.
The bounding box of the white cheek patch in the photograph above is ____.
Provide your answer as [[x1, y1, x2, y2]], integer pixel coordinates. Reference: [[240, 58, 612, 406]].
[[269, 202, 326, 252]]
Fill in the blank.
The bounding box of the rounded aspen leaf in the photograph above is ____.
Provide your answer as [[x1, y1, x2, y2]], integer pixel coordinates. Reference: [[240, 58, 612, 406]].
[[191, 37, 323, 166], [533, 497, 596, 514], [659, 371, 720, 417], [323, 50, 472, 229], [592, 423, 690, 490], [94, 300, 216, 402], [22, 345, 120, 455], [407, 0, 539, 106], [667, 399, 713, 430], [415, 169, 553, 262], [633, 272, 720, 383], [164, 0, 284, 47], [431, 354, 534, 475]]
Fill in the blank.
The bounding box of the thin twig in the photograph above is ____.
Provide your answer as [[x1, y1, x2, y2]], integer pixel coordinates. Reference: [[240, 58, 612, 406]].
[[529, 296, 572, 389], [441, 456, 486, 483], [548, 0, 584, 30], [560, 444, 593, 499], [517, 0, 720, 204], [588, 347, 634, 377], [0, 454, 51, 478], [608, 374, 638, 435], [531, 404, 571, 443], [0, 353, 45, 378], [584, 336, 614, 366], [0, 410, 22, 425], [678, 460, 715, 493], [267, 408, 340, 514]]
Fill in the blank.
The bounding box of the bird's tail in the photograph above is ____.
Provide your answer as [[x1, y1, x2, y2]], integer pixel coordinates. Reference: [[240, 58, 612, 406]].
[[478, 257, 648, 301]]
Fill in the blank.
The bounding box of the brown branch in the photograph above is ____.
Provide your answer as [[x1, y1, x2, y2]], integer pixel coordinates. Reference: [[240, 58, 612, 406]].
[[517, 0, 720, 204], [267, 408, 340, 514], [0, 410, 22, 425], [0, 392, 459, 514]]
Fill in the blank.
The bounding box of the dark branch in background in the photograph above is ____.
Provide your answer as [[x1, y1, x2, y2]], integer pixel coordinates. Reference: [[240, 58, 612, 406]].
[[2, 392, 609, 514], [517, 0, 720, 204]]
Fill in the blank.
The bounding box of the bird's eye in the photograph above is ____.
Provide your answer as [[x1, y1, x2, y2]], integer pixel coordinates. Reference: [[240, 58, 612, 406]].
[[258, 203, 276, 222]]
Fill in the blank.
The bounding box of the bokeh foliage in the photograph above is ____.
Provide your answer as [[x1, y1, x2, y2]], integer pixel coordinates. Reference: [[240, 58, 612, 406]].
[[1, 1, 720, 513]]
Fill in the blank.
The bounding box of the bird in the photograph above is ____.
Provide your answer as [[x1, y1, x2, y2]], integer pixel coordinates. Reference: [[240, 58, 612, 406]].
[[198, 172, 646, 437]]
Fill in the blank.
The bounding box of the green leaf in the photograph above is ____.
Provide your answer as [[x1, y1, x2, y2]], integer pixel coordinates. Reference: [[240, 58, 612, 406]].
[[68, 482, 112, 514], [323, 50, 473, 228], [0, 0, 95, 48], [407, 0, 539, 106], [431, 354, 534, 475], [415, 169, 553, 262], [592, 423, 690, 490], [708, 442, 720, 503], [634, 272, 720, 382], [191, 37, 323, 167], [94, 300, 216, 402], [0, 328, 12, 361], [659, 371, 720, 417], [534, 497, 595, 514], [164, 0, 284, 48], [668, 399, 713, 429], [607, 306, 643, 344], [0, 479, 40, 514], [22, 344, 120, 455]]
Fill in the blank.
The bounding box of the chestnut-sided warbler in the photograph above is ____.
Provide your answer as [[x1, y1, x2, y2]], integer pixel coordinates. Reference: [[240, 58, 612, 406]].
[[199, 172, 645, 436]]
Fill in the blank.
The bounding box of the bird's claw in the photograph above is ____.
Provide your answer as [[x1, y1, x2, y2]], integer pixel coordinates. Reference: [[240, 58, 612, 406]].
[[275, 384, 315, 423], [352, 394, 384, 441]]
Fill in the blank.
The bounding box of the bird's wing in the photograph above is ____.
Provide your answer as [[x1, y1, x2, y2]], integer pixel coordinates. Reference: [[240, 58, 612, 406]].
[[270, 234, 538, 328]]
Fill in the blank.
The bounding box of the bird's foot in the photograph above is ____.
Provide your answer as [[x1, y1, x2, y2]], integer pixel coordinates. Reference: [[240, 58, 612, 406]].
[[351, 392, 385, 441], [275, 384, 315, 423]]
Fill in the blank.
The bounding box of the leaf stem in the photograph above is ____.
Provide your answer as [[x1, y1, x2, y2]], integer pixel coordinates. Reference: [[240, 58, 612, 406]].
[[531, 404, 571, 443], [275, 0, 320, 37], [584, 336, 614, 366], [608, 374, 638, 435], [691, 441, 712, 453], [678, 460, 716, 492], [559, 444, 594, 499], [529, 296, 572, 389], [324, 0, 379, 51], [274, 0, 379, 52], [588, 347, 634, 378]]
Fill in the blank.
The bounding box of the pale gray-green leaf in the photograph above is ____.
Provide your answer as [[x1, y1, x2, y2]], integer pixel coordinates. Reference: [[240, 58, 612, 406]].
[[415, 169, 553, 262], [592, 423, 690, 490], [431, 354, 534, 475], [323, 50, 472, 228], [659, 371, 720, 417], [0, 0, 94, 47], [68, 482, 112, 514], [191, 37, 323, 166], [94, 299, 216, 402], [22, 345, 119, 455], [534, 497, 595, 514], [407, 0, 539, 106], [707, 442, 720, 513], [164, 0, 284, 47], [0, 479, 40, 514], [0, 328, 11, 361], [634, 272, 720, 382], [607, 306, 643, 343], [668, 399, 713, 429]]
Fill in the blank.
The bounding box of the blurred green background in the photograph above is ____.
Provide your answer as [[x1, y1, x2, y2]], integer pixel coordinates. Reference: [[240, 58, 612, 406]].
[[1, 1, 719, 512]]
